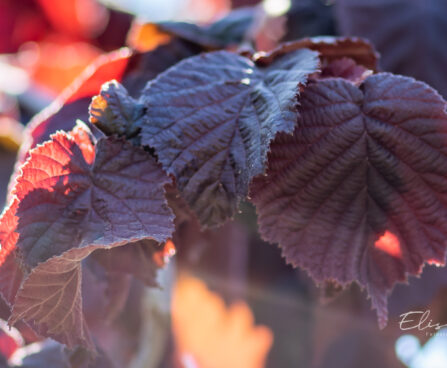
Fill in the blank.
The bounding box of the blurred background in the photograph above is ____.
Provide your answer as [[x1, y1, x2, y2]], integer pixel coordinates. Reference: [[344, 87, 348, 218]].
[[1, 0, 447, 367]]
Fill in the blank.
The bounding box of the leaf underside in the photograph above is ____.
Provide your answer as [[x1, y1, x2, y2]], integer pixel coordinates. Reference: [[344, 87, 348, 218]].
[[250, 73, 447, 327]]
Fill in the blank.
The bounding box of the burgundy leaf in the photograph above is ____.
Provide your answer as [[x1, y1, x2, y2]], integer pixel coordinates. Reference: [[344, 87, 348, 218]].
[[0, 253, 23, 308], [10, 250, 94, 351], [250, 73, 447, 327], [0, 123, 174, 348], [335, 0, 447, 97], [319, 57, 372, 85], [255, 37, 379, 71], [141, 48, 319, 226], [11, 123, 173, 268]]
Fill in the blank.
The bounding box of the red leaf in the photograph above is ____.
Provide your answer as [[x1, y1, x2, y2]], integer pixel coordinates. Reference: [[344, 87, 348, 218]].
[[0, 123, 174, 348], [11, 122, 174, 268], [0, 203, 19, 268], [250, 74, 447, 327], [0, 253, 23, 308], [8, 48, 133, 201]]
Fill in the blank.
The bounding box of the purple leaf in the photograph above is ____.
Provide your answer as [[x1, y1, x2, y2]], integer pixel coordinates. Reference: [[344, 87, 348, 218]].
[[11, 123, 173, 268], [10, 249, 94, 351], [0, 123, 174, 348], [250, 73, 447, 327], [89, 80, 144, 143], [140, 48, 319, 226]]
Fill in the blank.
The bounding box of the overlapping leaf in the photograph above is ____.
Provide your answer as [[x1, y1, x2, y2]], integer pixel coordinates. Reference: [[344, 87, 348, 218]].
[[11, 248, 94, 350], [0, 123, 174, 348], [138, 48, 319, 226], [250, 73, 447, 327], [10, 39, 202, 199], [8, 48, 133, 200], [255, 37, 379, 71], [318, 57, 372, 85]]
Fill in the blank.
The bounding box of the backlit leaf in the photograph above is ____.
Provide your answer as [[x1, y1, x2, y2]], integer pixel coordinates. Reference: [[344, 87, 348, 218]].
[[0, 123, 174, 347], [8, 48, 133, 199], [89, 80, 144, 143], [11, 249, 94, 351], [141, 48, 319, 226], [250, 74, 447, 327]]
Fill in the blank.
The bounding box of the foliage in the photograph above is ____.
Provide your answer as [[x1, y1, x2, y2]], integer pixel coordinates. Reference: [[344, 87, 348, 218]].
[[2, 2, 447, 366]]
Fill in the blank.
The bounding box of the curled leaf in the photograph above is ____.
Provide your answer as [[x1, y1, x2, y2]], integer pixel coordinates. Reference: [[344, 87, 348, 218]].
[[89, 80, 144, 141]]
